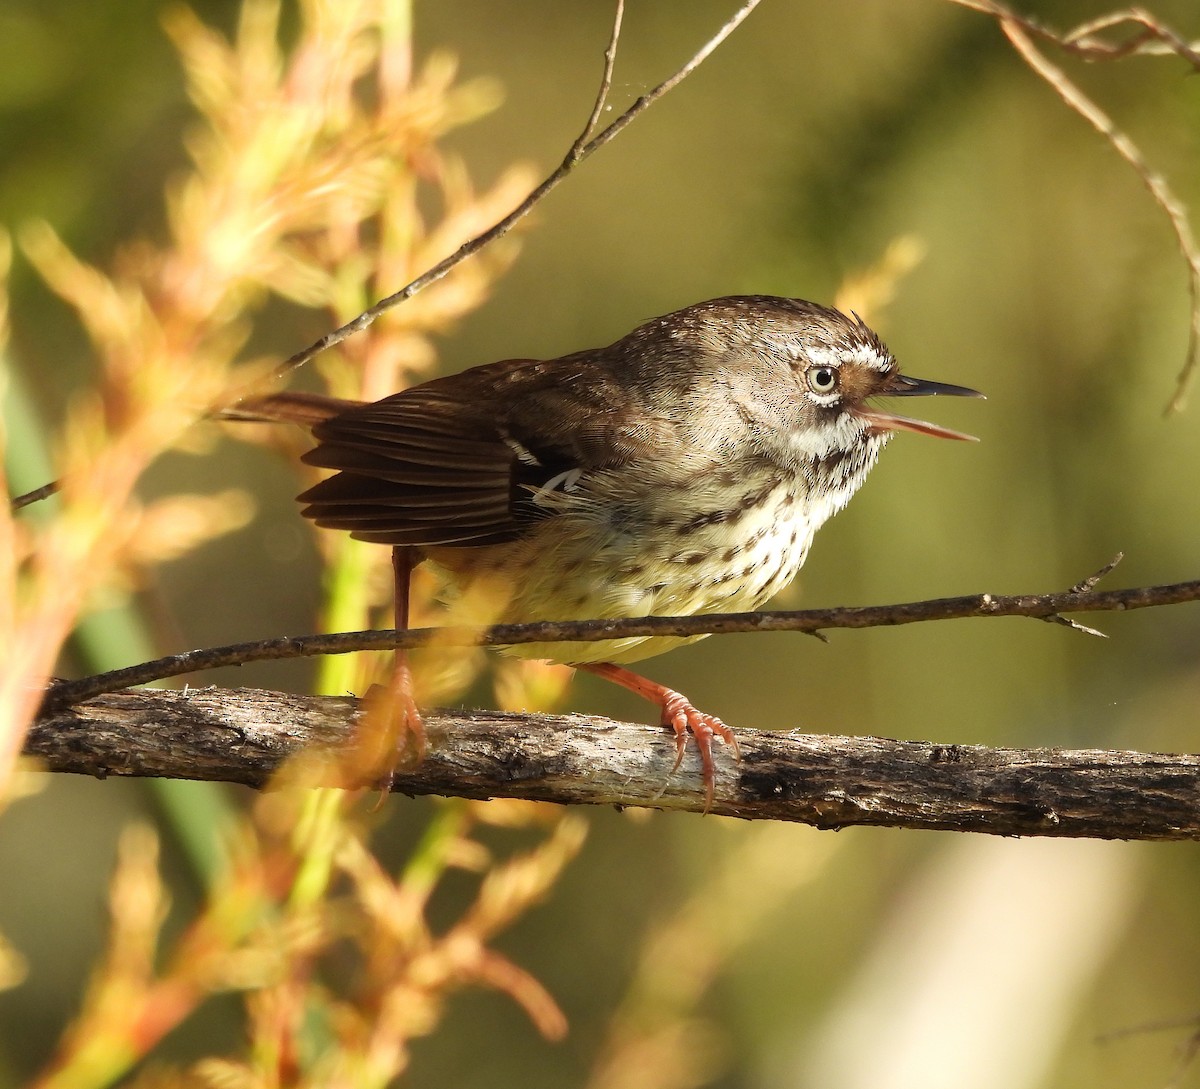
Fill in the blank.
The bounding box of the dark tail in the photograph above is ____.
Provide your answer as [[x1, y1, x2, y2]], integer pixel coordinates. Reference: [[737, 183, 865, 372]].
[[218, 391, 365, 427], [15, 392, 366, 512]]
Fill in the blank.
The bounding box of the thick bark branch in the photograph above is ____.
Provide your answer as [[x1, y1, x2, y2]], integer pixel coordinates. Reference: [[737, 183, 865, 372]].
[[25, 686, 1200, 840]]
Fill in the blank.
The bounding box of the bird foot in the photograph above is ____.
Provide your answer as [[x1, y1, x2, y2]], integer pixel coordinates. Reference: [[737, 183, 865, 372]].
[[659, 689, 739, 812], [580, 662, 739, 812]]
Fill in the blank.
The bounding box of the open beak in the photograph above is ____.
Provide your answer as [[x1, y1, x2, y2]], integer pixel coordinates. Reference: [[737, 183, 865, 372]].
[[853, 374, 985, 442]]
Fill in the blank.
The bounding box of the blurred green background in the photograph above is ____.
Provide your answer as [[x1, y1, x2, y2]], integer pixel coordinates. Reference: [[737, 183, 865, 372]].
[[3, 1, 1200, 1086]]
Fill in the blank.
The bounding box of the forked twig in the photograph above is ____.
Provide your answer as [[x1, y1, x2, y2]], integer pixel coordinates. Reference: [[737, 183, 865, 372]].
[[954, 2, 1200, 65], [1062, 11, 1200, 64], [950, 0, 1200, 411]]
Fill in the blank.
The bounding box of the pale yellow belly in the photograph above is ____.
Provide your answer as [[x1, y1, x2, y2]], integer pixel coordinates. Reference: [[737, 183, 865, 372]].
[[426, 486, 815, 665]]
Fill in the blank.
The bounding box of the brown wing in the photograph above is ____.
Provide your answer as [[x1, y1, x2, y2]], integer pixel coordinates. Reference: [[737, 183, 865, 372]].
[[296, 355, 662, 548]]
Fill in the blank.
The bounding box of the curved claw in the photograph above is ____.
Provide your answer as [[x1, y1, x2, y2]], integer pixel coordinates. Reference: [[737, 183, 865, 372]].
[[579, 662, 740, 813], [661, 691, 737, 812]]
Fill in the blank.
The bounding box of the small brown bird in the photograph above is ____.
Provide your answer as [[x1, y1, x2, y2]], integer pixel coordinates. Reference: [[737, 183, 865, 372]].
[[243, 295, 981, 805]]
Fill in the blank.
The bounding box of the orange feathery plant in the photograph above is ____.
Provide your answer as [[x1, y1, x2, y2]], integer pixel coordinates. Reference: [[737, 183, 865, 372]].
[[0, 0, 532, 788]]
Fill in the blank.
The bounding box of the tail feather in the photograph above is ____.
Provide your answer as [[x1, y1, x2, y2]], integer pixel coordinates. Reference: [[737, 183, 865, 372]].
[[219, 391, 364, 427]]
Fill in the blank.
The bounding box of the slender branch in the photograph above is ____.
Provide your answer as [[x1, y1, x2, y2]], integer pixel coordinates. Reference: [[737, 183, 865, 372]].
[[26, 685, 1200, 839], [952, 1, 1200, 65], [1061, 11, 1200, 64], [949, 0, 1200, 411], [260, 0, 762, 390], [42, 573, 1200, 709], [10, 479, 59, 511], [1000, 18, 1200, 414], [573, 0, 624, 156]]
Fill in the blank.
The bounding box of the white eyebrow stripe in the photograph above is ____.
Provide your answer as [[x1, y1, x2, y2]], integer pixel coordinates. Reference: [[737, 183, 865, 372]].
[[798, 343, 893, 374]]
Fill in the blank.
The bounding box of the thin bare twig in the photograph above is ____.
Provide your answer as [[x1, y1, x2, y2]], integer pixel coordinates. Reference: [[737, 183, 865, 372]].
[[1096, 1012, 1200, 1088], [574, 0, 625, 156], [1062, 11, 1200, 64], [953, 2, 1200, 65], [259, 0, 762, 392], [1000, 17, 1200, 413], [1098, 1014, 1200, 1045], [10, 480, 59, 511], [1042, 614, 1109, 639], [41, 572, 1200, 710], [1071, 551, 1124, 593], [950, 0, 1200, 411]]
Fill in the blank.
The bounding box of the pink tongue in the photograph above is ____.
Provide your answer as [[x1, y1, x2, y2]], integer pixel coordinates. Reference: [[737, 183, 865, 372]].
[[853, 407, 978, 442]]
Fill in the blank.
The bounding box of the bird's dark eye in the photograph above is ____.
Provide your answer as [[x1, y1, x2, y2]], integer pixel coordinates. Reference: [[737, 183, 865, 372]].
[[806, 366, 838, 395]]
